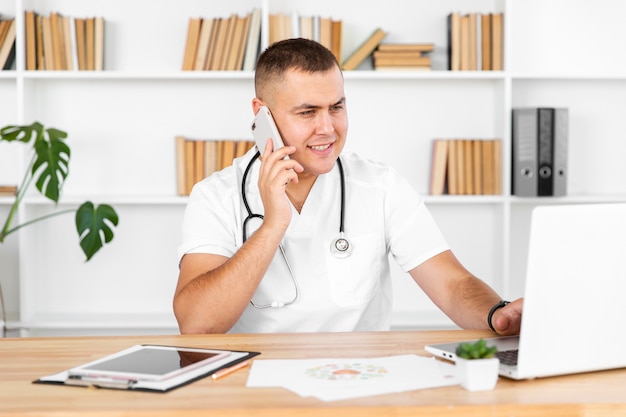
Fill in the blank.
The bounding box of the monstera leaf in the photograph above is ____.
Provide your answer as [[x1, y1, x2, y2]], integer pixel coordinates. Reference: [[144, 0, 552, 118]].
[[0, 122, 119, 261], [76, 202, 119, 261], [32, 127, 70, 203]]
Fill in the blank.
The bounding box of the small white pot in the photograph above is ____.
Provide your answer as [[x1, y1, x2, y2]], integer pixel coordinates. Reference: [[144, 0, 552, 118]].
[[456, 357, 500, 391]]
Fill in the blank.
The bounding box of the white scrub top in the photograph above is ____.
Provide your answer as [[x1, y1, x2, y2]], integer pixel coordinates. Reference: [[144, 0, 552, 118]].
[[178, 150, 449, 333]]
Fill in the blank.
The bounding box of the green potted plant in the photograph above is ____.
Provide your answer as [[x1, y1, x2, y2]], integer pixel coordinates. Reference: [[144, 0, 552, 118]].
[[455, 339, 500, 391], [0, 122, 119, 337]]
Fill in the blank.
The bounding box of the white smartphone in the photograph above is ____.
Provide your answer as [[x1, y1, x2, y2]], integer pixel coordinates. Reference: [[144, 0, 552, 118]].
[[251, 106, 288, 158]]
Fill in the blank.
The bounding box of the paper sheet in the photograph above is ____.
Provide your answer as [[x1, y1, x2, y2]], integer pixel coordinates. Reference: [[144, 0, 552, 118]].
[[246, 354, 458, 401]]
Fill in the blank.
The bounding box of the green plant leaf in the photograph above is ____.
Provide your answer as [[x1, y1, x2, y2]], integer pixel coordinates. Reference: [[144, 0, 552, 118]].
[[75, 202, 120, 261], [455, 339, 498, 359], [0, 122, 43, 144], [32, 127, 70, 203]]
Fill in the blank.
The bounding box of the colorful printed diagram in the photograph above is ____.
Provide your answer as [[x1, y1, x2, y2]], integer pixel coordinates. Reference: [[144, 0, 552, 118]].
[[306, 362, 388, 381]]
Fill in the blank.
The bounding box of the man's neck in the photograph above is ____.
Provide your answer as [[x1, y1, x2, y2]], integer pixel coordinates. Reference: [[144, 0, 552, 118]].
[[285, 174, 317, 213]]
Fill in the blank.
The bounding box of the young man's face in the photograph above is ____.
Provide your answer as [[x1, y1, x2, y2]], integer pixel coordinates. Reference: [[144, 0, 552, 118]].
[[263, 66, 348, 178]]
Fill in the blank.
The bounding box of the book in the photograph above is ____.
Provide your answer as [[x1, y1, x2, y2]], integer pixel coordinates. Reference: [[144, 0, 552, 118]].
[[35, 14, 44, 69], [447, 12, 461, 71], [175, 136, 186, 195], [49, 12, 65, 70], [85, 17, 95, 70], [446, 139, 458, 195], [194, 18, 213, 71], [220, 140, 236, 170], [74, 18, 86, 70], [203, 140, 218, 179], [0, 18, 16, 70], [182, 17, 201, 71], [341, 28, 387, 71], [377, 43, 434, 53], [93, 16, 104, 71], [481, 139, 495, 194], [372, 53, 431, 67], [472, 139, 483, 195], [331, 19, 342, 63], [0, 185, 18, 196], [184, 139, 195, 195], [429, 139, 448, 195], [491, 13, 503, 70], [220, 14, 238, 71], [463, 139, 474, 194], [68, 15, 78, 70], [41, 15, 55, 70], [194, 140, 206, 185], [492, 138, 502, 195], [63, 16, 74, 70], [225, 14, 245, 70], [242, 8, 261, 71], [25, 11, 37, 70], [468, 13, 477, 71], [209, 18, 229, 70], [481, 13, 491, 70], [234, 13, 251, 70], [511, 108, 538, 196], [299, 15, 314, 40], [459, 14, 469, 71], [319, 17, 332, 52]]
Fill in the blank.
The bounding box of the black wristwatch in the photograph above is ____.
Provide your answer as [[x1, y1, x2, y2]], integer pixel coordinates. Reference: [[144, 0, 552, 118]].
[[487, 300, 510, 332]]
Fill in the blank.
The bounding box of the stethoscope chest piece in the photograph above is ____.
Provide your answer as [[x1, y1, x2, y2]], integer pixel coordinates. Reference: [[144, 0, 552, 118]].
[[331, 233, 352, 258]]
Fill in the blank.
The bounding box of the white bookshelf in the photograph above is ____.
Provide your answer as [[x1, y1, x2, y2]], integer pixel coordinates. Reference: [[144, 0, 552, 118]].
[[1, 0, 625, 335]]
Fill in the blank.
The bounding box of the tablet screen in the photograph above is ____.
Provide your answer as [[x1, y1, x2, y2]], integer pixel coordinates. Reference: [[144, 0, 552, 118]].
[[69, 345, 230, 382]]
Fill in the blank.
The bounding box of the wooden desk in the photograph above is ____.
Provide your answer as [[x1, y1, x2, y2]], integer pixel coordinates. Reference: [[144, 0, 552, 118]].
[[1, 330, 625, 416]]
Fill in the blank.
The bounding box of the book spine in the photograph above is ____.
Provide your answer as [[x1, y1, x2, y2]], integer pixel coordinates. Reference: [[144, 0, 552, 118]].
[[537, 108, 554, 196]]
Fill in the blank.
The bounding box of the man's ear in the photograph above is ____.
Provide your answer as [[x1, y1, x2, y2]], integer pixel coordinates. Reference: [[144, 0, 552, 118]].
[[252, 98, 264, 115]]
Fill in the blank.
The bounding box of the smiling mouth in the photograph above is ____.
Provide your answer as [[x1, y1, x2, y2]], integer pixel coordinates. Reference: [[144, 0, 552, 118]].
[[309, 144, 331, 151]]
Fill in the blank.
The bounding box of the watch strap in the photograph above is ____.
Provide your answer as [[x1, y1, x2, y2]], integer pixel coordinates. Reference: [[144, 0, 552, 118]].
[[487, 300, 510, 332]]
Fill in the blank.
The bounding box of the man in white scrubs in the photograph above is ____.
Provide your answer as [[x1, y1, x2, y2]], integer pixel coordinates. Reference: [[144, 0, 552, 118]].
[[174, 38, 523, 335]]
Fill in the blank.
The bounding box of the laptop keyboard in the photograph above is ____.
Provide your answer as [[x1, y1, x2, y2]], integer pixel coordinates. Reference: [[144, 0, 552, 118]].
[[496, 349, 519, 366]]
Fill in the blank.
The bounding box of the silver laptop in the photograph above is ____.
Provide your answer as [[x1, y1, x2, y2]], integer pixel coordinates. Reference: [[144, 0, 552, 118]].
[[426, 203, 626, 380]]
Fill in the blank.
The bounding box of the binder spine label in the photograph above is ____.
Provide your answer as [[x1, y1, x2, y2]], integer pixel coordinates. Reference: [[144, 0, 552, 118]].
[[553, 108, 568, 196], [537, 108, 554, 196], [512, 109, 538, 196]]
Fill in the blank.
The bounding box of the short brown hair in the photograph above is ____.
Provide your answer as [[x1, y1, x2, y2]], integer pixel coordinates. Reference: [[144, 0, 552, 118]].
[[254, 38, 341, 98]]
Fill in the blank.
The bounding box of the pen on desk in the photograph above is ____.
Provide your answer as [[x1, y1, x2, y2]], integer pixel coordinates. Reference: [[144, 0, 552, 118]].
[[211, 360, 251, 380]]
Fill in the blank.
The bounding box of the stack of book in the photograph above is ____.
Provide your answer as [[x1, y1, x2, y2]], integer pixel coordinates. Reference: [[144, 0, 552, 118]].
[[0, 185, 17, 196], [24, 11, 105, 71], [268, 13, 342, 63], [429, 138, 502, 195], [373, 43, 434, 71], [447, 12, 503, 71], [0, 17, 16, 70], [175, 137, 255, 196], [181, 9, 262, 71]]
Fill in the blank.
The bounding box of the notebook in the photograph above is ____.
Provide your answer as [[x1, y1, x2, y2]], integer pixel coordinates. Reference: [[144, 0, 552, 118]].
[[426, 203, 626, 380]]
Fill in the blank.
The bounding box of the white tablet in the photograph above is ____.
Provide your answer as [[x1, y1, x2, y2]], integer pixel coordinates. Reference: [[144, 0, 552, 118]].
[[67, 345, 231, 382]]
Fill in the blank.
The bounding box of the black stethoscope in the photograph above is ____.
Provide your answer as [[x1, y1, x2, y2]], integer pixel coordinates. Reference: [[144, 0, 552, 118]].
[[241, 151, 351, 308]]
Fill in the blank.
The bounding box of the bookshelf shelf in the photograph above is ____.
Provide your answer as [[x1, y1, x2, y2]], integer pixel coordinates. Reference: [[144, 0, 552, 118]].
[[1, 0, 625, 335], [19, 70, 256, 81]]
